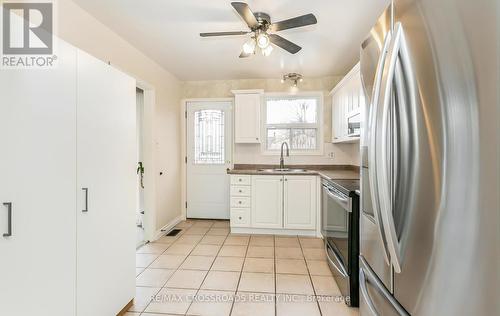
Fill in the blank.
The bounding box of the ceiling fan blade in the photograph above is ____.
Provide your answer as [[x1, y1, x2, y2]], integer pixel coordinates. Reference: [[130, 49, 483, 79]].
[[269, 34, 302, 54], [231, 2, 259, 29], [239, 51, 252, 58], [200, 31, 249, 37], [271, 13, 317, 32]]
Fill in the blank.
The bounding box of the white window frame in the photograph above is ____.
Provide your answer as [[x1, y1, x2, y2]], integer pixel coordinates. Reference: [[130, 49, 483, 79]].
[[261, 91, 324, 155]]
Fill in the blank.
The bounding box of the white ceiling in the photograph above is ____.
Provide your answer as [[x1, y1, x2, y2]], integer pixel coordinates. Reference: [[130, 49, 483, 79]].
[[72, 0, 389, 81]]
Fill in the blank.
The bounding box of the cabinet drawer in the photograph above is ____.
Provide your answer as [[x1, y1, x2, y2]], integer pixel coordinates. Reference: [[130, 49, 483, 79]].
[[231, 175, 251, 185], [230, 185, 251, 197], [231, 196, 251, 208], [230, 208, 250, 227]]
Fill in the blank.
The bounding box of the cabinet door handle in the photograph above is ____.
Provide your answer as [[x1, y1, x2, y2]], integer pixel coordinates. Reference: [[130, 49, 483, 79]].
[[82, 188, 89, 213], [3, 202, 12, 237]]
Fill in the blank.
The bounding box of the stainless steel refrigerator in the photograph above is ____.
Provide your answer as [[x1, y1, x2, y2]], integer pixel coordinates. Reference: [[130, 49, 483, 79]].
[[359, 0, 499, 315]]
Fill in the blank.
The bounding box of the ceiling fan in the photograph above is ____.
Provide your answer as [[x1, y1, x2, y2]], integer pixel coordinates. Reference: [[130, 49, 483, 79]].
[[200, 2, 317, 58]]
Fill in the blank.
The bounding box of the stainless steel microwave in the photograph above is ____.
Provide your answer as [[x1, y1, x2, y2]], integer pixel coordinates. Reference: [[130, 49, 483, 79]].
[[347, 112, 361, 137]]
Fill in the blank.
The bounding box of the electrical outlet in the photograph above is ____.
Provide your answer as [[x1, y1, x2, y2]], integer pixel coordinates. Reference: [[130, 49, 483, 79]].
[[328, 152, 335, 159]]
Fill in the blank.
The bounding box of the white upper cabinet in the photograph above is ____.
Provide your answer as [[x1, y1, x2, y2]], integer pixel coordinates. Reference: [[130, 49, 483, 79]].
[[283, 176, 317, 230], [331, 63, 363, 143], [232, 90, 263, 143]]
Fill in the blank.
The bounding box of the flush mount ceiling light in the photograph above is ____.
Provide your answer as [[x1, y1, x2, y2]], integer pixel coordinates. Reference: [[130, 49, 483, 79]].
[[200, 2, 317, 58], [281, 73, 303, 87]]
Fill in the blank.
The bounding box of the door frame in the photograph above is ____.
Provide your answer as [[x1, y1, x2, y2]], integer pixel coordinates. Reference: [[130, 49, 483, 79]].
[[181, 98, 234, 220], [107, 62, 158, 244], [135, 79, 156, 243]]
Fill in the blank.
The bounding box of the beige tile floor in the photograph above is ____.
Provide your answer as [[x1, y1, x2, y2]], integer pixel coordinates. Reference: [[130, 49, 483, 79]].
[[130, 219, 359, 316]]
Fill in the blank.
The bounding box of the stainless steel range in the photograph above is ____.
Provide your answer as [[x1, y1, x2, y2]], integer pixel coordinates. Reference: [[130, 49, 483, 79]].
[[321, 178, 360, 307]]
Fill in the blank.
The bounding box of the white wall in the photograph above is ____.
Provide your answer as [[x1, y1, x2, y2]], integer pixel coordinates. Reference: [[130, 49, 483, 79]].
[[57, 0, 183, 236], [182, 77, 361, 166]]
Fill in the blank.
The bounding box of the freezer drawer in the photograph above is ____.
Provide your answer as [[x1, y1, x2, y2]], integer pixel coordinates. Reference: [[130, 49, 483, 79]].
[[360, 213, 391, 291], [359, 256, 408, 316]]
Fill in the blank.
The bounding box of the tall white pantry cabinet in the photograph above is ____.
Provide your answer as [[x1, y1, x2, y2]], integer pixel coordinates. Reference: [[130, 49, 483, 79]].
[[0, 40, 137, 315]]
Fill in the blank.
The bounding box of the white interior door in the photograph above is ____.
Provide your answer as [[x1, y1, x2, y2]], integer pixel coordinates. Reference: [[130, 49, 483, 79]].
[[187, 101, 232, 219], [77, 50, 137, 316], [0, 41, 77, 316]]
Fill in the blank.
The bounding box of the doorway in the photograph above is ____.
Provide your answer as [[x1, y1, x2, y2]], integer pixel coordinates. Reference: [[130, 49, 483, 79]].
[[136, 88, 145, 246], [186, 101, 232, 219]]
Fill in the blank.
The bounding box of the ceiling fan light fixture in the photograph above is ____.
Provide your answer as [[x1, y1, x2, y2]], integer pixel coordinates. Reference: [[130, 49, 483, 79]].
[[242, 38, 256, 54], [261, 44, 273, 56], [256, 32, 270, 49], [200, 3, 317, 57]]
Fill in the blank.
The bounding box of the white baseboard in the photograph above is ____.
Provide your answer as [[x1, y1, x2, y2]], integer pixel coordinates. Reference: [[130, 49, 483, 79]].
[[230, 227, 319, 237], [151, 215, 184, 241]]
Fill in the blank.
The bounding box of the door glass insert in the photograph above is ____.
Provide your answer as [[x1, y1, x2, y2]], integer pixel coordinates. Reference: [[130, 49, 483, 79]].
[[194, 109, 225, 164]]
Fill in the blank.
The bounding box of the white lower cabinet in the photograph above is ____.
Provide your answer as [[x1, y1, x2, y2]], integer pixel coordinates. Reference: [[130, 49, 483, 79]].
[[0, 36, 136, 316], [251, 175, 284, 228], [229, 175, 252, 228], [284, 176, 317, 230], [230, 208, 251, 227], [230, 174, 318, 232]]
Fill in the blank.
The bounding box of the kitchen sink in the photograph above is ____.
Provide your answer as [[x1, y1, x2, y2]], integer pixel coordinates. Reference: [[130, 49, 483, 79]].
[[257, 168, 308, 173]]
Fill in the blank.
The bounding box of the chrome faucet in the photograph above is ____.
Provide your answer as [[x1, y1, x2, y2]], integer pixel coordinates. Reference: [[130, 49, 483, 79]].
[[280, 142, 290, 169]]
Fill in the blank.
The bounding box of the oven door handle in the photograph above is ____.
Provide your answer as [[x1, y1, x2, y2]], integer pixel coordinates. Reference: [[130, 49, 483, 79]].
[[322, 184, 350, 211], [325, 242, 348, 278]]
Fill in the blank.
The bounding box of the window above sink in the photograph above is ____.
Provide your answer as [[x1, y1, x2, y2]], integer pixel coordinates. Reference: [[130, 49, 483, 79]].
[[262, 92, 324, 155]]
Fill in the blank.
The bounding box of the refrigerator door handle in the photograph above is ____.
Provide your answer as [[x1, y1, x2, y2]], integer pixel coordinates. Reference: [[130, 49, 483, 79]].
[[368, 28, 393, 265], [360, 256, 410, 316], [378, 22, 411, 274]]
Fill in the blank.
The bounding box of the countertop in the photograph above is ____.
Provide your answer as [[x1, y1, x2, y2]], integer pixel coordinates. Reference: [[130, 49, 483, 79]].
[[227, 164, 360, 180]]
